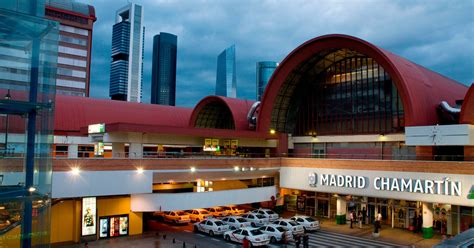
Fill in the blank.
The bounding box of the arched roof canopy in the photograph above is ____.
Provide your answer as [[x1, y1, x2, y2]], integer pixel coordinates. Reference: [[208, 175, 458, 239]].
[[258, 34, 468, 133], [460, 84, 474, 124], [189, 96, 255, 130]]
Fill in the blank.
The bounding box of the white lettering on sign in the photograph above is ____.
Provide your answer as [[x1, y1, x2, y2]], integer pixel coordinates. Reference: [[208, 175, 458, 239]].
[[309, 172, 462, 196]]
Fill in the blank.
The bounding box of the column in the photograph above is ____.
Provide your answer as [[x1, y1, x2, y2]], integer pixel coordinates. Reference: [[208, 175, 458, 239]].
[[129, 143, 143, 158], [422, 202, 434, 239], [112, 142, 125, 158], [67, 144, 78, 158], [336, 196, 347, 224]]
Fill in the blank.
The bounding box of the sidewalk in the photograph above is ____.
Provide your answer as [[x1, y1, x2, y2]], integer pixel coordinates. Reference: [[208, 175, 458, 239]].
[[318, 219, 443, 248]]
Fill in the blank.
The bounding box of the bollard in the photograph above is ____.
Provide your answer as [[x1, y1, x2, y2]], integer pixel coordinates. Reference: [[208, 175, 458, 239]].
[[173, 238, 176, 243], [183, 242, 186, 248], [163, 234, 166, 240], [155, 232, 159, 236]]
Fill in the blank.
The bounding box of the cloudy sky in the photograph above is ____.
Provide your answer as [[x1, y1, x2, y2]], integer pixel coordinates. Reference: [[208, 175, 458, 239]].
[[79, 0, 473, 107]]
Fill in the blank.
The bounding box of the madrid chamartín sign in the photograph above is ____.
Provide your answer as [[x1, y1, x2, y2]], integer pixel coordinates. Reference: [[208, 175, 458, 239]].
[[308, 173, 462, 196]]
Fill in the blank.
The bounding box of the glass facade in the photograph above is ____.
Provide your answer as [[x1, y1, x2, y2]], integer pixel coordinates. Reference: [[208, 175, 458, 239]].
[[151, 32, 177, 106], [215, 45, 236, 98], [256, 61, 277, 101], [271, 48, 404, 135], [0, 7, 58, 247], [109, 4, 143, 102]]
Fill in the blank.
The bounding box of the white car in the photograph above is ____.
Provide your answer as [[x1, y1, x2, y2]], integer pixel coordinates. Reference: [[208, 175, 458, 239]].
[[206, 207, 228, 217], [272, 219, 304, 236], [291, 215, 320, 232], [193, 219, 229, 236], [258, 224, 293, 243], [251, 208, 279, 222], [164, 211, 191, 224], [224, 227, 270, 247], [241, 213, 269, 227], [221, 216, 252, 230], [222, 206, 246, 215], [187, 209, 212, 222]]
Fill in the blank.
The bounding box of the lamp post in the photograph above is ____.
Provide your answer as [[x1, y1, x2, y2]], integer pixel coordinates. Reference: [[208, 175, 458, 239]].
[[4, 89, 11, 156]]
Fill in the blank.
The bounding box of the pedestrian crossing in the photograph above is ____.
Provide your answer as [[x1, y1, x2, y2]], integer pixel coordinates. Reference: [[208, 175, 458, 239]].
[[284, 230, 406, 248]]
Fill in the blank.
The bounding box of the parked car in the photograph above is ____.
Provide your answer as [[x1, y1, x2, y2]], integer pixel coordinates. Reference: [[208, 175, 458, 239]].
[[221, 216, 252, 230], [222, 205, 245, 215], [164, 211, 190, 224], [152, 211, 166, 221], [258, 224, 293, 243], [186, 209, 212, 222], [193, 218, 229, 236], [206, 207, 229, 217], [272, 219, 304, 237], [223, 227, 270, 247], [291, 215, 320, 232], [251, 208, 279, 222], [241, 213, 269, 227]]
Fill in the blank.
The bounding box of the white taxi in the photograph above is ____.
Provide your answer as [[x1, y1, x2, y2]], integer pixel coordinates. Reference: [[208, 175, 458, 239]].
[[258, 224, 293, 243], [221, 216, 252, 230], [206, 207, 228, 217], [241, 213, 269, 227], [224, 227, 270, 247], [222, 206, 246, 215], [193, 219, 229, 236], [291, 215, 320, 232], [164, 211, 191, 224], [251, 208, 279, 222], [187, 209, 212, 222], [272, 219, 304, 237]]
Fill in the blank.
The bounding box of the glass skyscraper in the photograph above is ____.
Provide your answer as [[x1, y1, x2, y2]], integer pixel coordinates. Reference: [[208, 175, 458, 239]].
[[151, 32, 177, 106], [216, 45, 236, 98], [256, 61, 278, 101], [109, 3, 144, 102]]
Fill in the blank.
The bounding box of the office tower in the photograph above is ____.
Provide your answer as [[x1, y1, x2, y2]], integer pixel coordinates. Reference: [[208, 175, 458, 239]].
[[151, 32, 177, 106], [109, 3, 144, 102], [256, 61, 278, 101], [215, 45, 236, 98], [45, 0, 96, 97]]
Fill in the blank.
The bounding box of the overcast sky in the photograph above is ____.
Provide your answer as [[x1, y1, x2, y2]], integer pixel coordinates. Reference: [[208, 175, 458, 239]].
[[79, 0, 473, 107]]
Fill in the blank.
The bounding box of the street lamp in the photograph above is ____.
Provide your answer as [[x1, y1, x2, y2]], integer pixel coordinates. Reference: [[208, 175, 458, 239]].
[[4, 89, 11, 156]]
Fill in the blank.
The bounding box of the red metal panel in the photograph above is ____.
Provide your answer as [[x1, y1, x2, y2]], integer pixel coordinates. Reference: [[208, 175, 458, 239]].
[[460, 84, 474, 124]]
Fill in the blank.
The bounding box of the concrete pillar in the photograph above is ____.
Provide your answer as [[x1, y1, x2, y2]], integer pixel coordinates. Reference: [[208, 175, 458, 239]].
[[67, 144, 78, 158], [129, 143, 143, 158], [336, 196, 347, 224], [422, 202, 434, 239], [464, 146, 474, 161], [416, 146, 434, 160], [112, 142, 125, 158]]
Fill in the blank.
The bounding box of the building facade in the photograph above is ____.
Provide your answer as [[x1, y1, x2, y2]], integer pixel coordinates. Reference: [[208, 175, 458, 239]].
[[151, 32, 177, 106], [45, 0, 96, 97], [216, 45, 236, 98], [256, 61, 277, 101], [109, 3, 144, 102]]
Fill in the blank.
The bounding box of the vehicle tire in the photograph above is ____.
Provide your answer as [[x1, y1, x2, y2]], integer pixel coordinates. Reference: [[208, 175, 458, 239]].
[[270, 236, 277, 243], [209, 230, 214, 237], [251, 222, 256, 227], [224, 235, 230, 241], [194, 226, 199, 232], [303, 226, 307, 233]]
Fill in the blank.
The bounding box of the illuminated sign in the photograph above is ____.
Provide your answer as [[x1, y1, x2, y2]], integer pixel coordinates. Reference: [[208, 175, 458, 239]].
[[94, 142, 104, 156], [82, 197, 97, 236], [308, 172, 462, 196], [203, 138, 220, 151], [88, 123, 105, 134]]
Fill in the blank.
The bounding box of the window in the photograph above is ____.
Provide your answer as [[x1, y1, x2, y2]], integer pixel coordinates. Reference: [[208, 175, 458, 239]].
[[59, 25, 89, 36], [57, 79, 85, 89], [241, 230, 249, 236], [58, 57, 86, 67], [59, 35, 87, 46], [59, 46, 87, 57], [267, 226, 275, 232]]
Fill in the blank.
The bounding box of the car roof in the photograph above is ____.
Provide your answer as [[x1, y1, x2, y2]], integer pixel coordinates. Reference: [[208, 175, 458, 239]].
[[262, 224, 283, 229], [238, 227, 260, 231], [194, 208, 207, 211], [277, 219, 294, 222], [292, 215, 310, 218]]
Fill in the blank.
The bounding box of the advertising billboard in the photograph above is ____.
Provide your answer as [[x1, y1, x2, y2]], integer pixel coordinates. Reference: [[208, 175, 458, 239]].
[[82, 197, 96, 236]]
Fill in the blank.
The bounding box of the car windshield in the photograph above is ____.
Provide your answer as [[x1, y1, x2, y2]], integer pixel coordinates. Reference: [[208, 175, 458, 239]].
[[289, 221, 299, 226], [250, 229, 263, 236], [276, 227, 288, 232], [214, 221, 224, 226], [222, 207, 231, 210], [305, 217, 316, 222], [215, 207, 223, 211], [265, 210, 276, 214], [177, 211, 187, 216], [200, 210, 209, 214], [256, 214, 266, 219], [237, 218, 247, 223]]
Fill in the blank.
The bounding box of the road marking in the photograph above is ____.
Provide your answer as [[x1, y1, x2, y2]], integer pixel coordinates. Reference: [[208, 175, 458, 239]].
[[211, 238, 220, 242], [196, 234, 205, 237], [184, 230, 191, 233]]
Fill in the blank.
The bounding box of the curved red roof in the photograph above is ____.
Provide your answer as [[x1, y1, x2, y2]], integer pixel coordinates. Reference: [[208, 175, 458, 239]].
[[54, 95, 192, 134], [189, 96, 255, 131], [460, 84, 474, 124], [258, 34, 468, 132]]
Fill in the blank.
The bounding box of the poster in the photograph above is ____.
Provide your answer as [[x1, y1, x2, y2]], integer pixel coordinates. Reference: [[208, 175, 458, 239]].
[[81, 197, 96, 236], [297, 196, 306, 212], [99, 218, 108, 238], [119, 216, 129, 235], [110, 217, 120, 237]]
